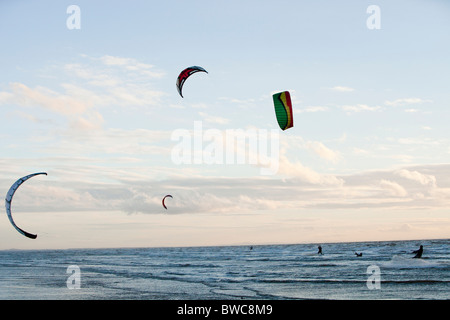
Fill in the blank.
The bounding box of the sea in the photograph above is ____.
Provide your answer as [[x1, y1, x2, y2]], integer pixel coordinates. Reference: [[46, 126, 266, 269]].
[[0, 238, 448, 301]]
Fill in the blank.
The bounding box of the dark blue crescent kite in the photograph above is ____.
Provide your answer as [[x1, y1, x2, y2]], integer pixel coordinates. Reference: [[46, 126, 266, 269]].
[[5, 172, 47, 239], [162, 195, 173, 210], [176, 66, 208, 98]]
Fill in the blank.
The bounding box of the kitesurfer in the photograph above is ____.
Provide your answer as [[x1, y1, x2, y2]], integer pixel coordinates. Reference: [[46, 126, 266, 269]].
[[317, 245, 323, 255], [355, 252, 363, 257], [412, 245, 423, 258]]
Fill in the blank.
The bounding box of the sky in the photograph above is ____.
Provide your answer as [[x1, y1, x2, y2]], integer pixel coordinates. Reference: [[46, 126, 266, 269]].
[[0, 0, 450, 250]]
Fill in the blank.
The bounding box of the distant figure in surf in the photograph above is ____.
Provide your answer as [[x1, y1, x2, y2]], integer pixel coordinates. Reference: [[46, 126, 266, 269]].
[[317, 246, 323, 255], [355, 252, 363, 257], [412, 245, 423, 258]]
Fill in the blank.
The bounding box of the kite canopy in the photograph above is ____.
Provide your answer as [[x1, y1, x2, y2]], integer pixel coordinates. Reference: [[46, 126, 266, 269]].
[[5, 172, 47, 239], [272, 91, 293, 131], [162, 195, 173, 210], [176, 66, 208, 98]]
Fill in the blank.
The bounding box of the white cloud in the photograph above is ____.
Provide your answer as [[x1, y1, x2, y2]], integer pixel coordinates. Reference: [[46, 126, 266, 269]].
[[190, 103, 209, 109], [64, 56, 166, 106], [98, 55, 165, 78], [330, 86, 355, 92], [110, 84, 164, 106], [304, 141, 341, 163], [2, 55, 449, 222], [0, 82, 107, 132], [69, 111, 104, 131], [295, 106, 329, 113], [277, 154, 344, 186], [281, 136, 340, 163], [99, 55, 133, 66], [341, 104, 381, 113], [64, 63, 121, 87], [395, 169, 436, 187], [2, 158, 450, 218], [3, 82, 90, 116], [219, 97, 257, 106], [198, 111, 230, 125], [0, 55, 168, 136], [352, 147, 369, 155], [379, 179, 408, 197], [0, 90, 14, 103], [385, 98, 432, 107]]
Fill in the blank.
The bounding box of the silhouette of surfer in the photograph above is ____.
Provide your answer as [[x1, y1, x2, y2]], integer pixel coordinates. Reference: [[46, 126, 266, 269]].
[[412, 245, 423, 258], [355, 252, 363, 257], [317, 246, 323, 255]]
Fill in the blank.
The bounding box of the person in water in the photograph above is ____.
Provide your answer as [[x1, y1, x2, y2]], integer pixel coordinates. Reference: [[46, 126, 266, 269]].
[[317, 245, 323, 255], [412, 245, 423, 258], [355, 252, 363, 257]]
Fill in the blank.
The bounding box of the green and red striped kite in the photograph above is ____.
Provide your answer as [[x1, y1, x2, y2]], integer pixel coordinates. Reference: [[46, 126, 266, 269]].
[[272, 91, 293, 131]]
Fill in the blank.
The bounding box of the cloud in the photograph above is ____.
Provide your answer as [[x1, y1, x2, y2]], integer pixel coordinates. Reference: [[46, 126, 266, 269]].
[[97, 55, 165, 78], [99, 55, 135, 66], [295, 106, 329, 113], [46, 127, 171, 157], [277, 153, 344, 186], [381, 223, 414, 233], [280, 136, 341, 164], [110, 84, 164, 106], [330, 86, 355, 92], [2, 159, 450, 217], [304, 141, 341, 163], [352, 147, 369, 155], [218, 97, 257, 107], [341, 104, 381, 113], [0, 90, 14, 103], [64, 56, 166, 106], [64, 63, 121, 87], [379, 179, 408, 197], [3, 82, 90, 116], [0, 55, 168, 135], [2, 55, 449, 220], [69, 111, 105, 131], [0, 82, 108, 132], [395, 169, 436, 187], [198, 112, 230, 125], [385, 98, 432, 107]]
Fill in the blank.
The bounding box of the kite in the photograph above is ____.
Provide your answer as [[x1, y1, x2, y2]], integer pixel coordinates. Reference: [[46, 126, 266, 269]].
[[176, 66, 208, 98], [5, 172, 47, 239], [162, 195, 173, 210], [272, 91, 293, 131]]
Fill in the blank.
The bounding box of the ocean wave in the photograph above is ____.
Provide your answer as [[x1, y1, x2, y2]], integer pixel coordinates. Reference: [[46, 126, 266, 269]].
[[380, 255, 449, 269], [247, 278, 450, 285], [1, 239, 448, 300]]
